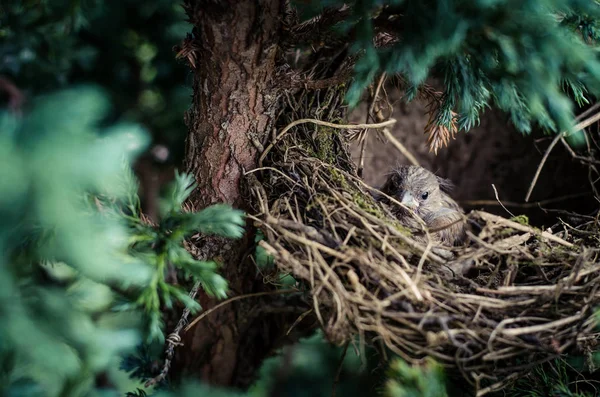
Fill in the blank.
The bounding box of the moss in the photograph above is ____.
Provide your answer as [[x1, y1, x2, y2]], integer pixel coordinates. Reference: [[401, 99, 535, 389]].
[[352, 191, 384, 217], [510, 214, 530, 226], [330, 168, 351, 189], [294, 125, 337, 164], [498, 228, 516, 237], [329, 168, 412, 236], [306, 193, 335, 212], [312, 126, 337, 163], [329, 168, 380, 216]]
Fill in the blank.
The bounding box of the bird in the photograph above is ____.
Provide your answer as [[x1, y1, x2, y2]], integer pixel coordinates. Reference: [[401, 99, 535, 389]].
[[377, 165, 466, 246]]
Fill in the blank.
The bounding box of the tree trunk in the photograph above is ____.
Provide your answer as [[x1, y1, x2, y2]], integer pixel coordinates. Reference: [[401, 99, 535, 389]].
[[183, 0, 283, 210], [174, 0, 287, 387]]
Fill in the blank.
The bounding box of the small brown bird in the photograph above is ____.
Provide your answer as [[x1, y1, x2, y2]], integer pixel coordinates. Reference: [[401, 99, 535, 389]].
[[378, 165, 466, 246]]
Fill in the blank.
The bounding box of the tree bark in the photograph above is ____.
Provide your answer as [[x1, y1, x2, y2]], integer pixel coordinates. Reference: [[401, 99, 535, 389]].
[[173, 0, 287, 388], [183, 0, 282, 209]]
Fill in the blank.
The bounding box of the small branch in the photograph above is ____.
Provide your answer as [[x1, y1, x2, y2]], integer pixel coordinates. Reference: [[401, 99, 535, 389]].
[[286, 309, 313, 335], [461, 192, 589, 208], [501, 313, 583, 337], [365, 83, 421, 166], [358, 73, 387, 177], [144, 280, 202, 388], [525, 106, 600, 202], [492, 184, 515, 218], [259, 118, 397, 167], [184, 288, 298, 333], [380, 127, 420, 167], [475, 373, 521, 397], [476, 211, 574, 248], [331, 342, 349, 397], [524, 132, 562, 203]]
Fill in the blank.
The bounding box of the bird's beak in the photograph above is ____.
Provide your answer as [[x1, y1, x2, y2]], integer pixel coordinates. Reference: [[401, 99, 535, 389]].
[[401, 192, 419, 210]]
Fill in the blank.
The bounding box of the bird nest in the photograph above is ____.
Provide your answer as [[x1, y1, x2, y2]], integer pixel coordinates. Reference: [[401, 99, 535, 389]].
[[245, 113, 600, 395]]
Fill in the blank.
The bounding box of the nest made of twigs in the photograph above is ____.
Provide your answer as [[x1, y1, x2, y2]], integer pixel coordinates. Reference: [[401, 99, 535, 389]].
[[245, 110, 600, 395]]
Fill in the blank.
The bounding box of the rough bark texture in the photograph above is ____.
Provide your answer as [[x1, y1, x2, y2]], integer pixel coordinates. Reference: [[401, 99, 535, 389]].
[[184, 0, 282, 209], [174, 0, 288, 387]]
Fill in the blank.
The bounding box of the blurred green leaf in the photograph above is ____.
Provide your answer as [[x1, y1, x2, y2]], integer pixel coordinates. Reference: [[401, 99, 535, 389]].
[[188, 204, 246, 238], [0, 86, 150, 396]]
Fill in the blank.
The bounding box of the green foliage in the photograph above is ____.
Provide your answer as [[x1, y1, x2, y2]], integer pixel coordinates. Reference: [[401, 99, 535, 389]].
[[300, 0, 600, 141], [120, 343, 164, 388], [384, 359, 447, 397], [153, 382, 248, 397], [0, 86, 246, 396], [254, 230, 275, 270], [0, 0, 191, 159], [249, 331, 385, 397], [142, 331, 387, 397], [117, 170, 245, 341], [510, 214, 530, 225], [0, 86, 150, 396], [141, 331, 452, 397], [127, 389, 150, 397], [510, 359, 599, 397]]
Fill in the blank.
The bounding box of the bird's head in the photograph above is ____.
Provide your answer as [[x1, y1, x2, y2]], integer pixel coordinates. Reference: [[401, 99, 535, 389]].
[[379, 165, 452, 217]]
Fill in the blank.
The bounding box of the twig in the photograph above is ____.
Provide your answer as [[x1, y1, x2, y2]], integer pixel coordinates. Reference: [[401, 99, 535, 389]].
[[358, 73, 387, 177], [501, 313, 583, 336], [366, 82, 421, 166], [283, 69, 354, 91], [466, 231, 520, 255], [576, 102, 600, 123], [332, 342, 349, 397], [525, 107, 600, 202], [286, 309, 314, 335], [259, 118, 397, 167], [184, 288, 298, 333], [476, 373, 521, 397], [380, 127, 421, 167], [492, 184, 515, 218], [559, 137, 600, 165], [476, 211, 574, 247], [461, 192, 590, 208], [525, 132, 562, 203], [144, 280, 202, 388]]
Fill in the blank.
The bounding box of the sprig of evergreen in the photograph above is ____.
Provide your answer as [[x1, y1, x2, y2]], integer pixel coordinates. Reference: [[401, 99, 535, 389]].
[[114, 170, 245, 341], [0, 86, 150, 396]]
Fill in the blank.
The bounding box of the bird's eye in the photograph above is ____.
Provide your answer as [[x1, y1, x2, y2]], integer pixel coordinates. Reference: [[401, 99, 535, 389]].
[[421, 192, 429, 200]]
